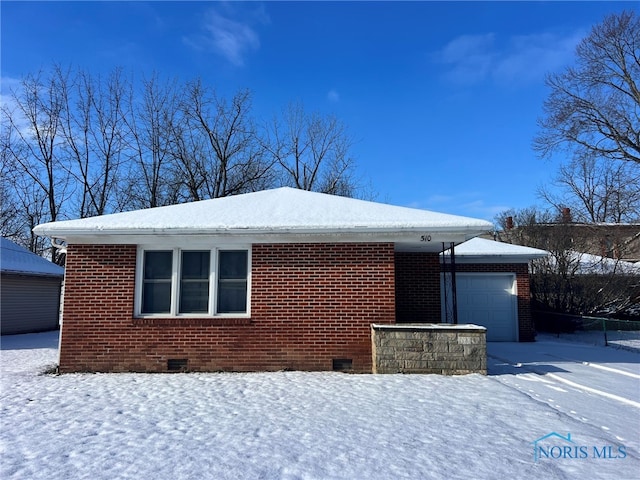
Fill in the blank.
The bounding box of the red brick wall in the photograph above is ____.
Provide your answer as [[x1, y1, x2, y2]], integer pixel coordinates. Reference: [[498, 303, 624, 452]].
[[449, 263, 534, 342], [59, 242, 396, 373], [394, 252, 441, 323], [394, 252, 534, 341]]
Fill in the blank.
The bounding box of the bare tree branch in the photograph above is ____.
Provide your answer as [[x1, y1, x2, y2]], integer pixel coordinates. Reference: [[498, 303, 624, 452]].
[[535, 11, 640, 165]]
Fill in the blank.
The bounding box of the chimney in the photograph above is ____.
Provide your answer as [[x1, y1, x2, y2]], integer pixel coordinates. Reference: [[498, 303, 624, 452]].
[[561, 207, 572, 223], [505, 216, 514, 230]]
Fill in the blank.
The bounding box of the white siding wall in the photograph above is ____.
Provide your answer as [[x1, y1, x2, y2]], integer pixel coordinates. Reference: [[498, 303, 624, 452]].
[[1, 274, 62, 335]]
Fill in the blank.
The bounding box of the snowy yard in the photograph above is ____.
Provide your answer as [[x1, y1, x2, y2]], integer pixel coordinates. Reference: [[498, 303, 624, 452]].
[[540, 330, 640, 353], [1, 332, 638, 480]]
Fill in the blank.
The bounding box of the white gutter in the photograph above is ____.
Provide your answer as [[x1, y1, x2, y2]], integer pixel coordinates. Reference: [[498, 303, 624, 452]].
[[33, 224, 492, 240], [51, 237, 68, 255]]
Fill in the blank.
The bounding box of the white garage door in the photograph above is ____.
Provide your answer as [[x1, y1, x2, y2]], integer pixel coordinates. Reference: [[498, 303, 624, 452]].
[[441, 273, 518, 341]]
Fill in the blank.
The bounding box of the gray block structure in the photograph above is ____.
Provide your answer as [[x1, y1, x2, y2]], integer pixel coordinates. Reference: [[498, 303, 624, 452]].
[[371, 324, 487, 375]]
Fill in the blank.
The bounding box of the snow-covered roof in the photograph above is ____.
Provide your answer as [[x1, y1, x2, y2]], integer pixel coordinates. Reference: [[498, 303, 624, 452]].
[[1, 237, 64, 277], [442, 237, 549, 263], [544, 251, 640, 275], [33, 188, 493, 248]]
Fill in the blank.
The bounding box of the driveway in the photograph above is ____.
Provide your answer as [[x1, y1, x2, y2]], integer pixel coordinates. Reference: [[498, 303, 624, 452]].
[[487, 335, 640, 456]]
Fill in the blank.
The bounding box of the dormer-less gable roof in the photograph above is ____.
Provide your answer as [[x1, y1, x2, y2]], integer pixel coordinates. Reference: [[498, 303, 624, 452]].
[[33, 188, 493, 250], [1, 237, 64, 277]]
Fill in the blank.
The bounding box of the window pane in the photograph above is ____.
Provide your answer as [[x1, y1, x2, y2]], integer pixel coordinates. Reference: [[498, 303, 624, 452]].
[[142, 282, 171, 313], [180, 282, 209, 313], [179, 251, 210, 314], [142, 251, 173, 314], [144, 251, 172, 279], [218, 250, 248, 314], [219, 251, 247, 279], [181, 251, 210, 279], [218, 282, 247, 313]]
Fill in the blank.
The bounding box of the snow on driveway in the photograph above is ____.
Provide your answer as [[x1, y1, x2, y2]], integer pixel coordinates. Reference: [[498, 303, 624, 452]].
[[488, 336, 640, 460], [1, 331, 639, 480]]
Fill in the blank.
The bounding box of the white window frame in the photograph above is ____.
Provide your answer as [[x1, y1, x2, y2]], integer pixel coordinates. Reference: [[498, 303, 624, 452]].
[[135, 245, 251, 318]]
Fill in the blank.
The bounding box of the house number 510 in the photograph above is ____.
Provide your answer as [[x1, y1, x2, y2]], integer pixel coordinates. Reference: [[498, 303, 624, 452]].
[[420, 235, 432, 242]]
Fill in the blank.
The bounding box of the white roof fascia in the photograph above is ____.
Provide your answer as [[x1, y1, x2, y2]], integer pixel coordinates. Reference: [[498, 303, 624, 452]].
[[42, 230, 488, 254], [33, 224, 493, 240]]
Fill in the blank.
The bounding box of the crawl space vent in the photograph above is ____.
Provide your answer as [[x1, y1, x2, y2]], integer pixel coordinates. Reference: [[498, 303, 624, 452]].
[[332, 359, 353, 371], [167, 359, 188, 371]]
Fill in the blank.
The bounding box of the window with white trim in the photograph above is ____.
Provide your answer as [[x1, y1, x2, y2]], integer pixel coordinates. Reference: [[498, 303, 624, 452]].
[[137, 247, 250, 317]]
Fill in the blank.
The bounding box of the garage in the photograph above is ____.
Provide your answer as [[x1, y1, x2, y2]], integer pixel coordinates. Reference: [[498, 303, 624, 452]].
[[1, 237, 64, 335], [453, 273, 518, 341], [441, 238, 549, 342]]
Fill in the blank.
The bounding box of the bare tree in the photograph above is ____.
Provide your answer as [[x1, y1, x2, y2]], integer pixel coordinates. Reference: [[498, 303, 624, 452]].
[[1, 64, 370, 256], [0, 122, 55, 255], [538, 153, 640, 223], [59, 67, 129, 217], [264, 102, 358, 196], [504, 211, 588, 313], [496, 207, 638, 316], [123, 73, 181, 209], [534, 10, 640, 165], [175, 82, 273, 200], [0, 134, 24, 240], [14, 180, 50, 255], [0, 70, 71, 261]]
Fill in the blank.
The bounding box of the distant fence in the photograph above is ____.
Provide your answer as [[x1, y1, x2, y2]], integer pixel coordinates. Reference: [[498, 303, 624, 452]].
[[534, 311, 640, 352]]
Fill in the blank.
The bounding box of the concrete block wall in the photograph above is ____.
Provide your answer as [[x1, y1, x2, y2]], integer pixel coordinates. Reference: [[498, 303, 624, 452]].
[[371, 324, 487, 375]]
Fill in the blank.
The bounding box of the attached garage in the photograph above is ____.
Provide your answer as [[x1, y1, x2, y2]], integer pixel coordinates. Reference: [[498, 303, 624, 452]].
[[441, 238, 548, 342], [452, 273, 518, 341]]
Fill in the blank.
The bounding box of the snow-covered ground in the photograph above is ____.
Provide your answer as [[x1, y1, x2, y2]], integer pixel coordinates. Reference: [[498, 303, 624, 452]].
[[539, 330, 640, 353], [1, 331, 639, 480]]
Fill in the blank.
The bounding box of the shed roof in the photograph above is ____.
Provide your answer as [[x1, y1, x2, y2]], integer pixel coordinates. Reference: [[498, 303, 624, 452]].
[[1, 237, 64, 277], [33, 188, 493, 244]]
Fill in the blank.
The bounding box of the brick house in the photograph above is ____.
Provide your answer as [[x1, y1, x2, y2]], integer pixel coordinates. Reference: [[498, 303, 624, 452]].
[[497, 210, 640, 263], [33, 188, 539, 373]]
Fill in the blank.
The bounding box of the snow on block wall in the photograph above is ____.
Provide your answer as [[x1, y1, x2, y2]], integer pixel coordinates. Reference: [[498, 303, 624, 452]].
[[371, 324, 487, 375]]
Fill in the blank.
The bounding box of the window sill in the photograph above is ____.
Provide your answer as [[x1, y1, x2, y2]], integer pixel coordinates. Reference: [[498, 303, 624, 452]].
[[133, 317, 252, 327]]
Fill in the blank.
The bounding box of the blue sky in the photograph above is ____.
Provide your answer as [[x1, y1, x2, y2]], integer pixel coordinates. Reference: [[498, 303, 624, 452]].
[[1, 1, 635, 221]]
